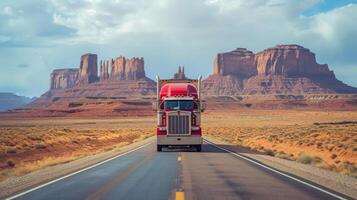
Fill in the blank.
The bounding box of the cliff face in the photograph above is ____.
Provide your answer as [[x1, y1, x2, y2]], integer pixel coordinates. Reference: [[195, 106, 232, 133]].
[[50, 69, 79, 89], [213, 48, 256, 78], [100, 60, 109, 81], [79, 54, 98, 84], [126, 57, 145, 80], [204, 44, 357, 95], [107, 56, 145, 80], [255, 45, 334, 77], [110, 56, 125, 80]]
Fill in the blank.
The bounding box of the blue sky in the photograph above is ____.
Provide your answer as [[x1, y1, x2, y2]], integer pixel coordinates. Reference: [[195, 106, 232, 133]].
[[0, 0, 357, 97], [303, 0, 357, 15]]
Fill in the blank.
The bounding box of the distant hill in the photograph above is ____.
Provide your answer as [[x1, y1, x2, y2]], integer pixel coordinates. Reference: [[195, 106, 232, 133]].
[[0, 93, 36, 111]]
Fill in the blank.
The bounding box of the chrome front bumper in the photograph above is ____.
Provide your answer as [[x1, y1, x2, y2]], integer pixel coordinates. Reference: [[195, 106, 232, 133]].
[[157, 135, 202, 146]]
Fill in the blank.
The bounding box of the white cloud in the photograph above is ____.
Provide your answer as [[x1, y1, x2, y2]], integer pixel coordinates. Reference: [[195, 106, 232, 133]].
[[0, 0, 356, 96], [0, 6, 14, 16], [310, 4, 357, 41]]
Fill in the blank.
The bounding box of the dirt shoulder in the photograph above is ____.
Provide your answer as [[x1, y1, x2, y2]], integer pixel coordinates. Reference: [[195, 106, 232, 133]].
[[0, 118, 155, 182], [205, 136, 357, 199], [0, 136, 155, 199]]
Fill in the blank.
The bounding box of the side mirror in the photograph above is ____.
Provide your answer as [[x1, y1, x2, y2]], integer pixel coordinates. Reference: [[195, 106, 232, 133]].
[[200, 100, 206, 112], [152, 101, 157, 111]]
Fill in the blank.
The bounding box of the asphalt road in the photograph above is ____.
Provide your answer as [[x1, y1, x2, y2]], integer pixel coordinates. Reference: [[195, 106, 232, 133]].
[[7, 141, 350, 200]]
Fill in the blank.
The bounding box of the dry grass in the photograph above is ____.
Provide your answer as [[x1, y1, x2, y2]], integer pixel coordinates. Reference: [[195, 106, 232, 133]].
[[203, 110, 357, 177], [0, 117, 155, 181]]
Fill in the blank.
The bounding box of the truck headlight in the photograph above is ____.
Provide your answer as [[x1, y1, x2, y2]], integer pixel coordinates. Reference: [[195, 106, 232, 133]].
[[191, 126, 200, 131], [158, 127, 167, 131]]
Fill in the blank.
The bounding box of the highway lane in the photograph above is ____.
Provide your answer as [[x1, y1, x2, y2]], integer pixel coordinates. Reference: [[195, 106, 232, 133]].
[[7, 141, 349, 200]]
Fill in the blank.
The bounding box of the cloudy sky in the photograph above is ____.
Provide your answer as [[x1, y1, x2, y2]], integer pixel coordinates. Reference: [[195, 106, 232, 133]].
[[0, 0, 356, 97]]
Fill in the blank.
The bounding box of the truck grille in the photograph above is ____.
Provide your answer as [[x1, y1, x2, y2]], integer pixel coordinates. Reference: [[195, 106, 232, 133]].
[[167, 113, 190, 135]]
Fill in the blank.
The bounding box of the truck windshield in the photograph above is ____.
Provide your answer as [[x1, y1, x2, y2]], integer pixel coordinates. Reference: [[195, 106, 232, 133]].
[[165, 100, 193, 111]]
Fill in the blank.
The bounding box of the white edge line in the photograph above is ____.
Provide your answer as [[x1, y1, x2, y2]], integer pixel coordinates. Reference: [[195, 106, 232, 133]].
[[204, 139, 348, 200], [5, 142, 153, 200]]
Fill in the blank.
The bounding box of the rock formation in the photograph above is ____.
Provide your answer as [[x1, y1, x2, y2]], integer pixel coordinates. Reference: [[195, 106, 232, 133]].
[[126, 57, 145, 80], [204, 44, 357, 95], [202, 75, 243, 96], [255, 45, 334, 77], [173, 66, 187, 79], [109, 56, 145, 80], [48, 53, 150, 91], [50, 69, 79, 89], [110, 56, 125, 80], [35, 53, 156, 109], [79, 53, 98, 84], [213, 48, 256, 78], [100, 60, 109, 81]]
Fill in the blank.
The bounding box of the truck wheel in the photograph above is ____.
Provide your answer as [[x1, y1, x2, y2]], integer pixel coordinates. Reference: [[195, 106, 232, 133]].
[[196, 145, 202, 152], [157, 145, 162, 152]]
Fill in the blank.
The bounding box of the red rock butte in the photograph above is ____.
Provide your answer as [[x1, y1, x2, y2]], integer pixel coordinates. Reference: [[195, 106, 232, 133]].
[[30, 54, 156, 111], [203, 44, 357, 95]]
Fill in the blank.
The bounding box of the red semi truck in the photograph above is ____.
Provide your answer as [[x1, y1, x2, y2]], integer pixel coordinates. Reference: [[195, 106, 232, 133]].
[[154, 76, 205, 152]]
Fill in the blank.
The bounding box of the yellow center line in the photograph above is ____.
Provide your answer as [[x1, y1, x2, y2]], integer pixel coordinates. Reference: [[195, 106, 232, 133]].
[[175, 192, 185, 200], [177, 156, 182, 161]]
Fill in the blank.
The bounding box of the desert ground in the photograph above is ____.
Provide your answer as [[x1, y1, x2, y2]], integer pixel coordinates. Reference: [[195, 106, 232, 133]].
[[203, 110, 357, 177], [0, 118, 155, 181], [0, 109, 356, 182]]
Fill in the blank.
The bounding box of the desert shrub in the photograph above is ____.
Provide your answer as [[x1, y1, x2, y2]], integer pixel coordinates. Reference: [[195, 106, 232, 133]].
[[35, 143, 47, 149], [311, 133, 320, 138], [7, 160, 15, 167], [339, 161, 357, 176], [6, 147, 17, 154], [297, 153, 313, 164], [265, 149, 275, 156], [330, 154, 337, 159], [275, 151, 293, 160], [104, 147, 113, 152], [27, 134, 43, 141], [311, 156, 322, 165]]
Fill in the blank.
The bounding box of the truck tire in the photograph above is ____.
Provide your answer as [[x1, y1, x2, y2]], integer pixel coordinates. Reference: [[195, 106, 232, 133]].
[[196, 145, 202, 152], [157, 145, 162, 152]]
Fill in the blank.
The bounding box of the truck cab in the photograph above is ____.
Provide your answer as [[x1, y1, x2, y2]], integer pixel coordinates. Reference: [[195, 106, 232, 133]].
[[154, 77, 205, 152]]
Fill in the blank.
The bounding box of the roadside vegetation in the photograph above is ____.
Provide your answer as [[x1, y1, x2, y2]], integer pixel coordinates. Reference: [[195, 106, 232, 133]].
[[203, 110, 357, 177], [0, 118, 155, 181]]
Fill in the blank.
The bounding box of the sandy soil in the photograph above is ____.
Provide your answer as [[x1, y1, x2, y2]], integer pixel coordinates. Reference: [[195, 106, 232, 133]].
[[202, 110, 357, 177]]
